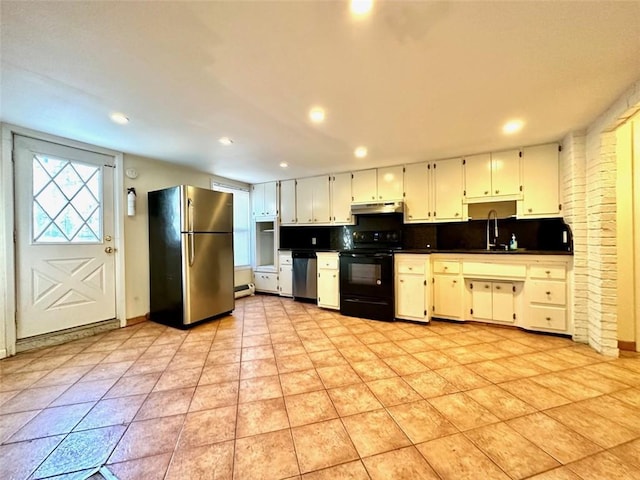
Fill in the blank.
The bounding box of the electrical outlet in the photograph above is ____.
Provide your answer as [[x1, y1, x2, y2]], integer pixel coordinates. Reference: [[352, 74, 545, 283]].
[[311, 237, 317, 245]]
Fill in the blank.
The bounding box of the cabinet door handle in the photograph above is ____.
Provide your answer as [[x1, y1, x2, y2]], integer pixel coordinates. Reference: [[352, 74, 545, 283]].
[[485, 284, 490, 289], [546, 291, 551, 295], [545, 270, 551, 274], [455, 212, 459, 217], [400, 279, 404, 283], [528, 208, 533, 213], [452, 280, 457, 284], [495, 190, 500, 194], [546, 317, 552, 321], [495, 285, 501, 290], [484, 190, 489, 195]]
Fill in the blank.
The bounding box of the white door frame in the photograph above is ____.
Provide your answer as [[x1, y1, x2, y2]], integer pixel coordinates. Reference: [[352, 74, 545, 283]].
[[1, 123, 126, 357]]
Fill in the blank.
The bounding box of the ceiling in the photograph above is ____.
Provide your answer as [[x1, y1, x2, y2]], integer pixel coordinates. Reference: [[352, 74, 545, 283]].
[[1, 1, 639, 184]]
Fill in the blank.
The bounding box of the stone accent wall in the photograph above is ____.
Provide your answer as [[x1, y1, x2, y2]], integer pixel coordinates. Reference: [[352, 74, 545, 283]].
[[585, 130, 619, 356], [560, 78, 640, 357], [560, 131, 587, 343]]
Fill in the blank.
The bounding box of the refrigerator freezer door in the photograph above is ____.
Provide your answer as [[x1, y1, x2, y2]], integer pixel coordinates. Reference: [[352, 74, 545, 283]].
[[182, 232, 234, 324], [181, 186, 233, 233]]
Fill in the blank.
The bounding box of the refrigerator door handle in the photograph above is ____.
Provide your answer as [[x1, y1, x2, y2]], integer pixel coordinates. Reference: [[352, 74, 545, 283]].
[[187, 197, 194, 232], [187, 197, 195, 266], [189, 233, 195, 266]]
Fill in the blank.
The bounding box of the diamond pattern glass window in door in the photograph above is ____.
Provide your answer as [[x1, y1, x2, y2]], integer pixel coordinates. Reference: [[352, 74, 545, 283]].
[[32, 154, 102, 243]]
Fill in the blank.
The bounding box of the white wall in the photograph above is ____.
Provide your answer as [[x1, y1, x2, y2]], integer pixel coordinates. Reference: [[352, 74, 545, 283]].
[[616, 114, 640, 350], [0, 128, 12, 358], [123, 154, 249, 319]]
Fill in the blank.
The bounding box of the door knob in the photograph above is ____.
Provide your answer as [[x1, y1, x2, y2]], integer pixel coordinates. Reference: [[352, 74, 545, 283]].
[[105, 246, 115, 254], [104, 235, 112, 242]]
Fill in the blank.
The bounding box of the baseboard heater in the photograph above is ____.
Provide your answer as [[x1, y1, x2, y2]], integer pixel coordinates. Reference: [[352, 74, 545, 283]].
[[234, 283, 255, 299]]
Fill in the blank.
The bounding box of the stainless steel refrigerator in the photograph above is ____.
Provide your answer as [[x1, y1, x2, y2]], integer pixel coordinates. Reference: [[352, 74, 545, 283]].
[[148, 185, 234, 327]]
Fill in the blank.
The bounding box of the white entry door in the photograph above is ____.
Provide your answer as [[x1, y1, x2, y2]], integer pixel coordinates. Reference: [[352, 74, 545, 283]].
[[14, 135, 117, 339]]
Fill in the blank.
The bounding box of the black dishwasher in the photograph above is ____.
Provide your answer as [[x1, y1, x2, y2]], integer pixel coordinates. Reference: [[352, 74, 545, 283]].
[[292, 250, 317, 302]]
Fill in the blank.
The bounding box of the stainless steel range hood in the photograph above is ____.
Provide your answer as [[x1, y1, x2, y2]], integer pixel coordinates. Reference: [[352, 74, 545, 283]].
[[351, 201, 404, 215]]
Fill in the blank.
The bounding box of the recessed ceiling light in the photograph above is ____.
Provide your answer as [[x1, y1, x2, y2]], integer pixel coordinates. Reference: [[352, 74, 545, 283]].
[[110, 112, 129, 125], [309, 107, 326, 124], [350, 0, 373, 16], [503, 120, 524, 134], [280, 162, 288, 168], [219, 137, 234, 146], [354, 146, 368, 158]]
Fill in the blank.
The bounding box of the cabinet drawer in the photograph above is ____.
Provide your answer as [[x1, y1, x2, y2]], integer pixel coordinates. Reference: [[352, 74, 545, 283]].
[[529, 305, 567, 332], [530, 265, 566, 280], [433, 260, 460, 274], [529, 281, 566, 305], [397, 261, 425, 274], [318, 257, 339, 270], [279, 254, 293, 266]]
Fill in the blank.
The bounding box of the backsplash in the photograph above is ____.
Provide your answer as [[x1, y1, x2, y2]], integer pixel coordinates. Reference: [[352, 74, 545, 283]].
[[280, 215, 572, 252], [435, 217, 572, 251]]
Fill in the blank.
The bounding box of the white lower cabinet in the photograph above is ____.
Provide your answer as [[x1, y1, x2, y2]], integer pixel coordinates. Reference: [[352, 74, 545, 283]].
[[278, 251, 292, 297], [429, 254, 571, 335], [468, 280, 517, 324], [254, 270, 278, 294], [395, 254, 430, 322], [317, 252, 339, 310], [525, 263, 568, 332], [432, 259, 464, 320]]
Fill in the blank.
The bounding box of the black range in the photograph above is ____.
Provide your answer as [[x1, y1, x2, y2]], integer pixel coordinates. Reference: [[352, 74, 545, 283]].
[[339, 229, 402, 322]]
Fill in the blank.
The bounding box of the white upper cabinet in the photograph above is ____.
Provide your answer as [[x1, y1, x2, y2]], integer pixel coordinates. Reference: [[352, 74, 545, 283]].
[[312, 175, 331, 223], [352, 167, 404, 203], [433, 158, 465, 222], [352, 169, 377, 203], [296, 175, 331, 224], [251, 181, 278, 217], [464, 149, 521, 202], [403, 162, 432, 223], [491, 149, 521, 198], [331, 172, 353, 224], [377, 166, 404, 201], [279, 179, 296, 224], [296, 177, 314, 224], [464, 153, 492, 199], [520, 144, 561, 218]]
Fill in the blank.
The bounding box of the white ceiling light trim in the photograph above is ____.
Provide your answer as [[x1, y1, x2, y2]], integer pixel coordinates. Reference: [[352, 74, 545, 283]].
[[350, 0, 373, 16], [308, 107, 326, 124], [502, 120, 524, 134], [354, 146, 368, 158], [110, 113, 129, 125], [218, 136, 234, 146], [279, 162, 288, 168]]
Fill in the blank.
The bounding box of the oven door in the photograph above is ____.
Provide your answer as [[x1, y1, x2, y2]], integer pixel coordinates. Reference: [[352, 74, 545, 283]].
[[339, 252, 394, 321], [339, 252, 394, 300]]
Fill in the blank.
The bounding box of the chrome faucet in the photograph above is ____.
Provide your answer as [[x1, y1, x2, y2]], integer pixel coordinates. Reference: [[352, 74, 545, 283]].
[[486, 209, 498, 250]]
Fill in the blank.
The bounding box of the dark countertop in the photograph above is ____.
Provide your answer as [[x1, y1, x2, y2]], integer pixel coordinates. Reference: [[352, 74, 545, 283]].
[[280, 247, 572, 255], [279, 248, 340, 253], [399, 249, 573, 256]]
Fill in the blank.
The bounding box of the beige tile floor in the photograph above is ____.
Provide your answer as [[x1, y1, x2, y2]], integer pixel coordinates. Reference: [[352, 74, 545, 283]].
[[1, 295, 640, 480]]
